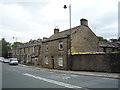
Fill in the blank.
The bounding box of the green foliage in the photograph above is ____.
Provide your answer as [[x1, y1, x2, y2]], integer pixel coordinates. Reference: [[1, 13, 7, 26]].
[[97, 36, 107, 41], [0, 38, 11, 58], [109, 37, 120, 42], [112, 51, 120, 53], [109, 38, 118, 42], [98, 36, 120, 42], [118, 37, 120, 41], [11, 42, 22, 49]]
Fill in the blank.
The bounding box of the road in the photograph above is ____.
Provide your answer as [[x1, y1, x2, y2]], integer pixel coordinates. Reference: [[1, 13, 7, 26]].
[[2, 62, 119, 89]]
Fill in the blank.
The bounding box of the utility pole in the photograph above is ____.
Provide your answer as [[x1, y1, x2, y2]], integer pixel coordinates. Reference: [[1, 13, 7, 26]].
[[63, 4, 72, 70]]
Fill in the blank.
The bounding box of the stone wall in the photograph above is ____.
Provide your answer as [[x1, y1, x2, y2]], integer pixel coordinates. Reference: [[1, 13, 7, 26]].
[[41, 37, 69, 70], [71, 26, 99, 53], [71, 54, 120, 73]]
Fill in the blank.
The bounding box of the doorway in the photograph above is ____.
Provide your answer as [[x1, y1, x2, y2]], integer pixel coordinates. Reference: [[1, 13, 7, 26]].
[[51, 56, 54, 69]]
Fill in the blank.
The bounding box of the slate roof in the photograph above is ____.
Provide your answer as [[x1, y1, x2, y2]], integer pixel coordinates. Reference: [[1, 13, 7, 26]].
[[99, 41, 115, 48], [44, 26, 81, 42], [112, 41, 120, 48], [16, 42, 42, 49]]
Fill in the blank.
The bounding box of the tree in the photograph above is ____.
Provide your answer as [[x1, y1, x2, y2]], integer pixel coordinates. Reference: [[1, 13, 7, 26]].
[[109, 38, 118, 42], [0, 38, 11, 58], [118, 37, 120, 41], [11, 42, 22, 49], [97, 36, 107, 41]]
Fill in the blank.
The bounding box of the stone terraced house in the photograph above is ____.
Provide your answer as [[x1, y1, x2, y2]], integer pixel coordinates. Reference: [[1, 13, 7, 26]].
[[41, 19, 99, 70], [10, 18, 119, 70], [12, 39, 42, 65]]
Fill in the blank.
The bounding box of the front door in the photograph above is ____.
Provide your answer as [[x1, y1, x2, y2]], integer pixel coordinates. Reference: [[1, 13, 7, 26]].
[[51, 56, 54, 69]]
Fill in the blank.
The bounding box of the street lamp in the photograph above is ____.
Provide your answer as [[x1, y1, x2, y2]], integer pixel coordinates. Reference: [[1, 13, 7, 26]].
[[13, 37, 17, 42], [63, 4, 72, 70], [63, 4, 71, 30]]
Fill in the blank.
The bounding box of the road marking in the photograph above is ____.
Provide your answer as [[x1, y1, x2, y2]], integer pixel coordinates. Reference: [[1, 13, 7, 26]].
[[102, 78, 115, 80], [70, 75, 78, 77], [48, 75, 70, 80], [23, 73, 83, 89], [62, 76, 70, 80]]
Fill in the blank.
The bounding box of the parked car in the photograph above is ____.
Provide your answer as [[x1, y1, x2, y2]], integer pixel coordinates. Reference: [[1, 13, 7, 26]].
[[0, 57, 4, 62], [3, 59, 9, 63], [0, 58, 3, 62], [9, 58, 18, 65]]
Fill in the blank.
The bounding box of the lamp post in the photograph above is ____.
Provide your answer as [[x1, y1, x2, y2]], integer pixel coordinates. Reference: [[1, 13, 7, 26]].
[[12, 37, 17, 58], [13, 37, 17, 42], [63, 4, 72, 70]]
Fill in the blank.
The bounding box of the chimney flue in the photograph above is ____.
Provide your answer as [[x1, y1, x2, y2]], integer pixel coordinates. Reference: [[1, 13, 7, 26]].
[[80, 18, 88, 26]]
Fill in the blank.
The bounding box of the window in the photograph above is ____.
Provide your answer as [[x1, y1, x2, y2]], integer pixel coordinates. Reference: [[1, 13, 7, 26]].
[[45, 44, 48, 51], [58, 56, 63, 66], [45, 56, 48, 65], [59, 41, 63, 50], [32, 58, 34, 64], [33, 47, 34, 53], [36, 47, 39, 53]]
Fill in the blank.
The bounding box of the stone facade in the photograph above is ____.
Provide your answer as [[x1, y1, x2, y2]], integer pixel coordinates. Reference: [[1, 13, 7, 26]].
[[10, 18, 120, 70], [71, 54, 120, 73], [11, 39, 42, 65], [41, 19, 99, 70], [71, 25, 98, 53], [42, 37, 69, 70]]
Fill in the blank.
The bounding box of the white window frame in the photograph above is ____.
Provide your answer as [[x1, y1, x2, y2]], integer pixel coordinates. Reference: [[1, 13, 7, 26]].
[[59, 41, 63, 50], [45, 56, 48, 65], [58, 56, 63, 66]]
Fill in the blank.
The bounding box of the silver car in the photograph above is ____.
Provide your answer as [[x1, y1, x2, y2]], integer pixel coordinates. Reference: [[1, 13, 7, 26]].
[[0, 57, 4, 62], [9, 58, 18, 65], [3, 59, 9, 63]]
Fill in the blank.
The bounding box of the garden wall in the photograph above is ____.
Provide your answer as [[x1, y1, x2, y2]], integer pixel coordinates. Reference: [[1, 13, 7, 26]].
[[71, 53, 120, 73]]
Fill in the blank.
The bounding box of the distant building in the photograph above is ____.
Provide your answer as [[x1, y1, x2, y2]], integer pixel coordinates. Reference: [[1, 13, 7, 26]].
[[112, 41, 120, 51], [98, 41, 116, 53], [12, 39, 42, 65]]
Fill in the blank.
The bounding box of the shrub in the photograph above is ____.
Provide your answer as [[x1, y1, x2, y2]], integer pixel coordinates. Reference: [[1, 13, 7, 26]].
[[112, 51, 120, 53]]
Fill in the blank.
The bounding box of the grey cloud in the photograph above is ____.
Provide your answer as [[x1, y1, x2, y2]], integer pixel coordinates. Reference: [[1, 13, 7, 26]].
[[0, 0, 119, 43]]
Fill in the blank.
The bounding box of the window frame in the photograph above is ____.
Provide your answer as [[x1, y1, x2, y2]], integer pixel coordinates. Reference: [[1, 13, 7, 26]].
[[45, 44, 48, 51], [58, 56, 63, 67], [58, 41, 63, 50], [45, 56, 48, 65]]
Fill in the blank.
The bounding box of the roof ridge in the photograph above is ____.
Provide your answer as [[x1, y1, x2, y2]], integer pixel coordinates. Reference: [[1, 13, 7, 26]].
[[58, 25, 80, 34]]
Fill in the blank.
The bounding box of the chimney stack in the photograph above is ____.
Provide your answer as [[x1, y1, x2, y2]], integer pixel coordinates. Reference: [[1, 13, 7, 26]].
[[80, 18, 88, 26], [54, 26, 59, 34], [43, 37, 48, 41]]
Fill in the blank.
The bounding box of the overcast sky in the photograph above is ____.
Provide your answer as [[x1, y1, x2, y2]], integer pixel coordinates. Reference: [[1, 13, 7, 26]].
[[0, 0, 119, 43]]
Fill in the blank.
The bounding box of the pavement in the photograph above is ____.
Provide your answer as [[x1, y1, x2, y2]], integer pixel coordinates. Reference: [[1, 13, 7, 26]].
[[19, 64, 120, 79]]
